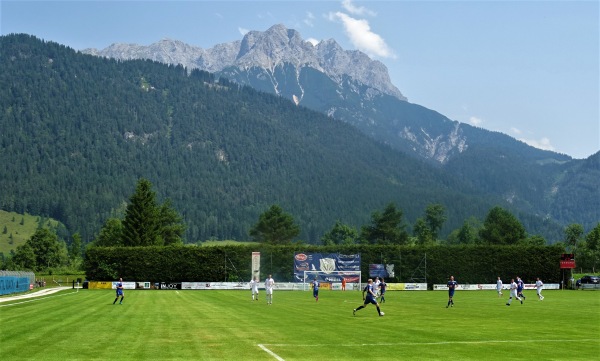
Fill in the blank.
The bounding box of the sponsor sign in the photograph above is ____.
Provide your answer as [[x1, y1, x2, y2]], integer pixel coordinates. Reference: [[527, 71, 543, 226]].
[[369, 264, 395, 278], [560, 253, 576, 269], [112, 281, 136, 290], [294, 253, 360, 282], [434, 283, 561, 290], [386, 283, 427, 291], [137, 282, 151, 289], [0, 276, 30, 295], [252, 252, 261, 280], [273, 283, 305, 291], [88, 281, 112, 289], [159, 282, 181, 290], [369, 264, 386, 278], [181, 282, 248, 290]]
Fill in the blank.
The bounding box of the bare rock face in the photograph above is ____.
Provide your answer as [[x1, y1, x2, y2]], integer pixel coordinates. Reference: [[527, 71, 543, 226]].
[[82, 24, 406, 102]]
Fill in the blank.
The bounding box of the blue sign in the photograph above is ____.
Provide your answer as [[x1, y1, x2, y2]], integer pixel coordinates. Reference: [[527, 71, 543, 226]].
[[0, 276, 31, 295], [294, 253, 361, 282]]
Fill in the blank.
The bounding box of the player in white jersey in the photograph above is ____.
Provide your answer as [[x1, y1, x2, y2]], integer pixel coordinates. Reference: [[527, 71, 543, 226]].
[[249, 277, 259, 301], [506, 278, 522, 306], [374, 277, 381, 297], [496, 277, 503, 297], [535, 277, 544, 300], [265, 275, 275, 305]]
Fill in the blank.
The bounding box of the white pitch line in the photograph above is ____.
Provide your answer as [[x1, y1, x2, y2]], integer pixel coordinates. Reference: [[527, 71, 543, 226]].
[[0, 291, 78, 307], [257, 344, 286, 361], [261, 339, 597, 348]]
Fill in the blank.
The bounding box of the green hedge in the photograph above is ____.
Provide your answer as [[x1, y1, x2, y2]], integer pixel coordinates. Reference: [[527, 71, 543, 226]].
[[84, 244, 565, 285]]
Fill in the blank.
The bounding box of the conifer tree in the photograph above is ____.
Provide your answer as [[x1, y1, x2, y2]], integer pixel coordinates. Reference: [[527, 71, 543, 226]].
[[122, 179, 161, 246], [361, 203, 409, 245], [249, 205, 300, 244]]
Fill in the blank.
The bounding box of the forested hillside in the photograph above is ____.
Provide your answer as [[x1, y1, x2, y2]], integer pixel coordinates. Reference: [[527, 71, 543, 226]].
[[0, 34, 565, 244]]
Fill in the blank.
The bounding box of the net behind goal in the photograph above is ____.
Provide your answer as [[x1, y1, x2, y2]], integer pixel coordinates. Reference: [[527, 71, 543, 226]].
[[302, 271, 361, 291]]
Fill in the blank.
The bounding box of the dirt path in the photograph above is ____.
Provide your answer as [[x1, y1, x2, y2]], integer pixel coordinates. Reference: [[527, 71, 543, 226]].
[[0, 287, 72, 303]]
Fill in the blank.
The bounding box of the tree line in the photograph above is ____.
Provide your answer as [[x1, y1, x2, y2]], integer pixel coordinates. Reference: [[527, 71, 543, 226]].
[[3, 179, 599, 274]]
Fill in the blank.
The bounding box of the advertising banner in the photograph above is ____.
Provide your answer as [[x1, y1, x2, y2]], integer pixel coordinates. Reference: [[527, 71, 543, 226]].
[[294, 253, 360, 282], [434, 283, 560, 290], [181, 282, 248, 290], [88, 281, 113, 289], [369, 264, 395, 278], [112, 281, 136, 290], [560, 253, 576, 269], [251, 252, 261, 280], [159, 282, 181, 290], [386, 283, 427, 291], [0, 276, 30, 295]]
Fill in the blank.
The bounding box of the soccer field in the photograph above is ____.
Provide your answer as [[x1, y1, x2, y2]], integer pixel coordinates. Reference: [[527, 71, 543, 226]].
[[1, 288, 598, 360]]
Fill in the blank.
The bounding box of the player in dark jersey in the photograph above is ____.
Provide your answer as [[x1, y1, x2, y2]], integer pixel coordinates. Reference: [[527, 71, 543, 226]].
[[446, 275, 457, 308], [379, 278, 387, 303], [312, 278, 319, 302], [113, 277, 124, 305], [516, 277, 526, 301], [353, 279, 384, 316]]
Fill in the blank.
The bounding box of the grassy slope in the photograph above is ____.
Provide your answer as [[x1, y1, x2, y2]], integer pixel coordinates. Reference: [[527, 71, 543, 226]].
[[1, 289, 598, 360], [0, 210, 59, 255]]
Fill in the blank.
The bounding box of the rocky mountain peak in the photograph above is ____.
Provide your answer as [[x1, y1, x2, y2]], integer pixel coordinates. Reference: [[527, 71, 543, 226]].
[[82, 24, 406, 101], [236, 24, 317, 70]]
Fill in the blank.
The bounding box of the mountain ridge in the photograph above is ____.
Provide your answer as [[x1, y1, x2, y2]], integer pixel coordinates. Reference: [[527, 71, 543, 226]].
[[3, 33, 597, 243], [83, 24, 406, 103], [81, 24, 598, 230], [5, 33, 546, 244]]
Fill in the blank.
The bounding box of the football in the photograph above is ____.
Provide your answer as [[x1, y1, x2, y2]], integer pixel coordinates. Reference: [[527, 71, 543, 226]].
[[380, 311, 385, 316]]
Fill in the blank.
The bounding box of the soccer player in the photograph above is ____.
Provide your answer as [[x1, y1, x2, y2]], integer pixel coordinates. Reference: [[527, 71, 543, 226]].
[[374, 277, 381, 297], [113, 277, 124, 305], [506, 278, 523, 305], [496, 276, 503, 297], [516, 276, 526, 301], [250, 276, 259, 301], [535, 277, 544, 301], [446, 275, 457, 308], [312, 278, 319, 302], [341, 278, 346, 291], [265, 274, 275, 305], [379, 278, 387, 303], [353, 279, 384, 317]]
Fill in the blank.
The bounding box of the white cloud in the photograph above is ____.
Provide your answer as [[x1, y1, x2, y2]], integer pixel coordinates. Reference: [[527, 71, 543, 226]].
[[509, 127, 522, 135], [519, 137, 555, 152], [331, 12, 395, 59], [306, 38, 320, 46], [304, 12, 316, 27], [342, 0, 376, 17], [257, 11, 274, 20], [238, 27, 249, 36], [469, 116, 483, 126]]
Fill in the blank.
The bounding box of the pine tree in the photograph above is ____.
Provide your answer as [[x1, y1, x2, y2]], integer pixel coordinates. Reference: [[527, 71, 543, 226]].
[[249, 205, 300, 244], [122, 179, 161, 246]]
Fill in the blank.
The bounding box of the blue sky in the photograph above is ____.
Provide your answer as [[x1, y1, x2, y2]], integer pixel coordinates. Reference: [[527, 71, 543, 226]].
[[2, 0, 598, 158]]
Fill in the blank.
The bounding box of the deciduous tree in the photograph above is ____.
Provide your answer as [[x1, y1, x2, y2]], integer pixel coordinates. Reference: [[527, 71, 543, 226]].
[[425, 203, 446, 241], [321, 220, 358, 245], [479, 206, 526, 245], [564, 223, 584, 253], [13, 228, 64, 271]]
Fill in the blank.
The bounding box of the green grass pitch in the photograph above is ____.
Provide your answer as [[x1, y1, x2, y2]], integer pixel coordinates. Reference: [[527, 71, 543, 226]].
[[1, 288, 598, 360]]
